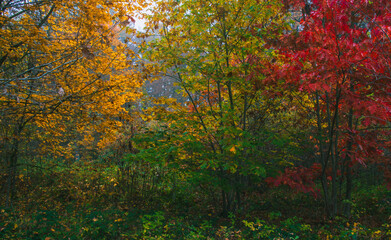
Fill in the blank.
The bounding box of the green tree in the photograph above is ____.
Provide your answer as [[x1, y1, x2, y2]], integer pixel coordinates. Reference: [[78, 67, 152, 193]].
[[141, 0, 289, 214]]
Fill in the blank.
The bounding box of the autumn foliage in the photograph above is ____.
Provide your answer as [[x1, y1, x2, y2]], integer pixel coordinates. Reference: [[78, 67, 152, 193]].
[[261, 0, 391, 217], [0, 0, 390, 238], [0, 0, 146, 206]]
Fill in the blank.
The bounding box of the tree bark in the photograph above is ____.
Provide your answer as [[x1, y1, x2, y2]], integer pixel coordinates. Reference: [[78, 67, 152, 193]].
[[5, 137, 19, 208]]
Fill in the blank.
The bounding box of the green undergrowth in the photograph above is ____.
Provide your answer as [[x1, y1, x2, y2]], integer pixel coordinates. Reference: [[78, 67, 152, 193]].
[[1, 206, 390, 239], [1, 162, 390, 239]]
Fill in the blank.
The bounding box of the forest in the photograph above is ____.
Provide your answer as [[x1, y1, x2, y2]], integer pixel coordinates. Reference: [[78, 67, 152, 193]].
[[0, 0, 390, 239]]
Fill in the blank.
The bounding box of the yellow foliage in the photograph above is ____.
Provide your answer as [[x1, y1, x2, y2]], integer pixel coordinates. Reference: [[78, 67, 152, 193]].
[[0, 0, 147, 161]]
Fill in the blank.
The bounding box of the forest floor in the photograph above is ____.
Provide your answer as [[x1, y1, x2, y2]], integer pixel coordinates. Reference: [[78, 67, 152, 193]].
[[1, 162, 390, 239]]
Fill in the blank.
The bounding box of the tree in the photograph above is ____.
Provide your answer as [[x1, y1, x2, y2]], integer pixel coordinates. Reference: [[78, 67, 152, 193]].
[[271, 0, 391, 218], [0, 0, 146, 207], [141, 0, 290, 214]]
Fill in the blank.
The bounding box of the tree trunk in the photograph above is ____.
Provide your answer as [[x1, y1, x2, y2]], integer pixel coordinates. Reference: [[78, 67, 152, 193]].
[[343, 107, 354, 217], [5, 137, 19, 208]]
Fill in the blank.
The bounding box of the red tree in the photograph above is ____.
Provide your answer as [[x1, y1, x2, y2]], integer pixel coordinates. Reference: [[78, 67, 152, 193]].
[[266, 0, 391, 218]]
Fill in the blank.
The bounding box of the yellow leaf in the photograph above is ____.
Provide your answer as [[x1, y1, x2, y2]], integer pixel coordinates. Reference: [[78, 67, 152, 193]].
[[229, 146, 236, 154]]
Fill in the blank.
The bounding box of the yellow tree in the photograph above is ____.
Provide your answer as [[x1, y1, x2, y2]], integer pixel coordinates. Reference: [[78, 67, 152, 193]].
[[142, 0, 288, 214], [0, 0, 146, 206]]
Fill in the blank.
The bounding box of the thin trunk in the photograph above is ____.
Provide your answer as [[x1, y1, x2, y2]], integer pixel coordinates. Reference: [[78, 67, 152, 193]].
[[326, 91, 339, 217], [344, 107, 353, 217], [235, 186, 241, 211], [6, 137, 19, 208], [316, 92, 330, 217], [234, 94, 248, 212], [222, 188, 227, 216], [343, 79, 354, 217]]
